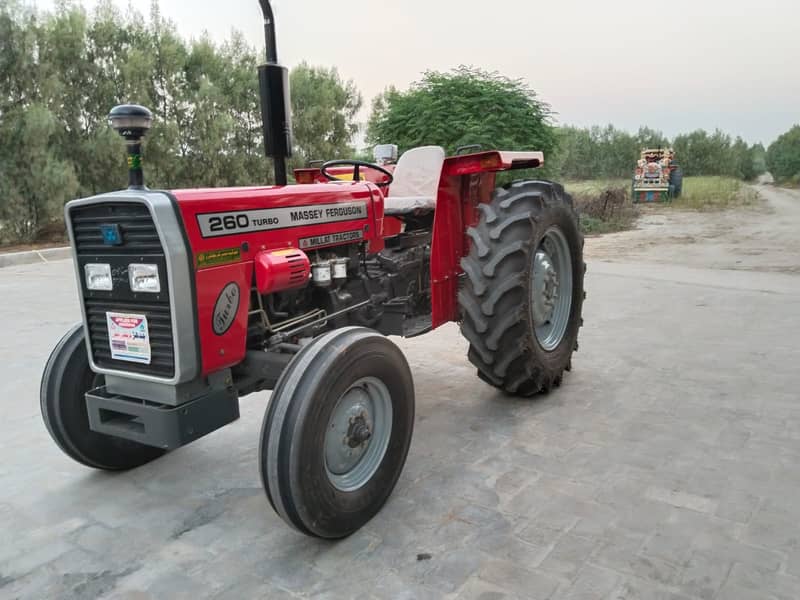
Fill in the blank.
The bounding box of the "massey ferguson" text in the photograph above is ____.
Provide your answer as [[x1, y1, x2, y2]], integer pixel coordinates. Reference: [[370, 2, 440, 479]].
[[197, 202, 368, 237]]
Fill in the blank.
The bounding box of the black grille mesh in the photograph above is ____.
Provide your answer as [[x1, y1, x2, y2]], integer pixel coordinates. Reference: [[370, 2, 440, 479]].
[[70, 202, 175, 378], [71, 202, 162, 255]]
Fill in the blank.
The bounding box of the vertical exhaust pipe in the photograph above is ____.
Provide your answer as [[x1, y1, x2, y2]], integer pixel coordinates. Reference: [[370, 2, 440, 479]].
[[258, 0, 292, 186], [261, 0, 278, 63]]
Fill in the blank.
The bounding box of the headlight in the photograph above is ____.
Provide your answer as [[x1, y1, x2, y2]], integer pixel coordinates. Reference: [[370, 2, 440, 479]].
[[129, 264, 161, 293], [85, 263, 113, 291]]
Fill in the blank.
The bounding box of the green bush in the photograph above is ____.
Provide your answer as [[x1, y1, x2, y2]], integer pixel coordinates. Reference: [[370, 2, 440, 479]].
[[766, 125, 800, 183], [567, 186, 638, 235]]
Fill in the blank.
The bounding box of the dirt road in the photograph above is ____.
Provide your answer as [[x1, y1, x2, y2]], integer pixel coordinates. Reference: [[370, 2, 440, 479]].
[[585, 184, 800, 274]]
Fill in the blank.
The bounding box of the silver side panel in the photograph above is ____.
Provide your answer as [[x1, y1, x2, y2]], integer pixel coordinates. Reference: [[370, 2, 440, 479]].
[[65, 190, 199, 385]]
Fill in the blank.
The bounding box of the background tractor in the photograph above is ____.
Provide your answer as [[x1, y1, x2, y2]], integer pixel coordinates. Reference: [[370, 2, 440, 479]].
[[40, 0, 585, 539], [632, 148, 683, 202]]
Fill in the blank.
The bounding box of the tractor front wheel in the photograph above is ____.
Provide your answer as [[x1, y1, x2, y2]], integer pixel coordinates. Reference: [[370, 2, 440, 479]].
[[459, 180, 585, 396], [259, 327, 415, 538], [40, 324, 166, 470]]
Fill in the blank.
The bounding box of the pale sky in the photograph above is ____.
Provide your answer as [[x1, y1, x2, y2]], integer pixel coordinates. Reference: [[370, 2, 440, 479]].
[[37, 0, 800, 144]]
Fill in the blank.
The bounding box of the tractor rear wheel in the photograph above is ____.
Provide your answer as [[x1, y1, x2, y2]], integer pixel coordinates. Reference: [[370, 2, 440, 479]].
[[40, 324, 166, 470], [259, 327, 415, 538], [459, 180, 585, 396]]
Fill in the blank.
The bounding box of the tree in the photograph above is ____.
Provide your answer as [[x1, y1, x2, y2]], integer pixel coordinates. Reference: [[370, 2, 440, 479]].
[[672, 129, 736, 177], [553, 125, 647, 180], [0, 1, 40, 110], [0, 105, 79, 242], [366, 66, 556, 163], [635, 126, 670, 150], [0, 3, 79, 242], [750, 143, 767, 178], [766, 125, 800, 183], [365, 86, 395, 145], [0, 0, 369, 244], [728, 137, 766, 181], [290, 62, 362, 166]]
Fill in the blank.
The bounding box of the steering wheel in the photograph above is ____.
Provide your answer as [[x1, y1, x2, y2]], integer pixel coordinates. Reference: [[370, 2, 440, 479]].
[[320, 160, 394, 188]]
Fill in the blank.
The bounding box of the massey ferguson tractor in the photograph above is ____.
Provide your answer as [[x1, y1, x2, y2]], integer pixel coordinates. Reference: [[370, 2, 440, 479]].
[[631, 148, 683, 202], [41, 0, 584, 539]]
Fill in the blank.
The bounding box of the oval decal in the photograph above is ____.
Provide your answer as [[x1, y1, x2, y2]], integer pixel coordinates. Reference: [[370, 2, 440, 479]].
[[213, 282, 240, 335]]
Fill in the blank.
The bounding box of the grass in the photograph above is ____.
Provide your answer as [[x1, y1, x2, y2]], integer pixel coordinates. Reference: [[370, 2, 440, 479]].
[[672, 176, 759, 211], [563, 176, 760, 235]]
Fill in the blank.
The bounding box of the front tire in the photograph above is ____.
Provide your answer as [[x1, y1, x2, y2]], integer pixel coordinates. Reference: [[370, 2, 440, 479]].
[[458, 180, 585, 396], [260, 327, 415, 538], [40, 324, 166, 470]]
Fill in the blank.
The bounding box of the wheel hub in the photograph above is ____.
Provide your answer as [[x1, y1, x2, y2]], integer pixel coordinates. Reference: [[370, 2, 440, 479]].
[[325, 394, 372, 475], [346, 414, 372, 448], [530, 228, 573, 352], [324, 377, 393, 491], [532, 250, 559, 325]]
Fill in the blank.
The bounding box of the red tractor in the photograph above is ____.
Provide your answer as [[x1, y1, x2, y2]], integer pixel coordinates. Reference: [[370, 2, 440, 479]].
[[41, 0, 585, 539]]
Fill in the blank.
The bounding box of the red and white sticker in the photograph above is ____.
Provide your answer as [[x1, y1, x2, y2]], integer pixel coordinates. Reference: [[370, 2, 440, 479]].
[[106, 312, 151, 364]]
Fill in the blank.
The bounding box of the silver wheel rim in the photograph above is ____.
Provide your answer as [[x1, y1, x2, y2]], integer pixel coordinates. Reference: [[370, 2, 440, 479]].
[[324, 376, 393, 492], [531, 227, 573, 351]]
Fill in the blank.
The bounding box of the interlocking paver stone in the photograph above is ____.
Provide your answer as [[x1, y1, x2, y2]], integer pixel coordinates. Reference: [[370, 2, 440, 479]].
[[2, 259, 800, 598]]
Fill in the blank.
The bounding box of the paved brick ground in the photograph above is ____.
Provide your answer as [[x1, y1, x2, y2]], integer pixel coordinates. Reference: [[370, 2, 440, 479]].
[[1, 259, 799, 599]]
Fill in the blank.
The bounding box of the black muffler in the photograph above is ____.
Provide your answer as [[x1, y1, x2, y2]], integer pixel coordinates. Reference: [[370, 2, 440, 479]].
[[257, 0, 292, 185]]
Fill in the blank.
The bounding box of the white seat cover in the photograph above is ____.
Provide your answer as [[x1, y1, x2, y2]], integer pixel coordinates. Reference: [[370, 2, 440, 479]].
[[384, 146, 445, 214]]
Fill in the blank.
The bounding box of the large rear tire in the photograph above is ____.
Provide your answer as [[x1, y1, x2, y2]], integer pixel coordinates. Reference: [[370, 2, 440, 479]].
[[260, 327, 415, 539], [670, 166, 683, 198], [458, 180, 585, 396], [40, 324, 166, 470]]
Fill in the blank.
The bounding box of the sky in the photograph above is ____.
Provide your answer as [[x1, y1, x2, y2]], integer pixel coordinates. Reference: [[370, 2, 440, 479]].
[[36, 0, 800, 145]]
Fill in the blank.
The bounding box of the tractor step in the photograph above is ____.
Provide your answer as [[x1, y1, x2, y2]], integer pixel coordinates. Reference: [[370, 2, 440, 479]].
[[403, 314, 433, 338], [85, 384, 240, 450], [378, 297, 433, 338]]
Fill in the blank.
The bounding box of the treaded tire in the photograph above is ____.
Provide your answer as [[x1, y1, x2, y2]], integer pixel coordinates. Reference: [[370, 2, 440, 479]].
[[259, 327, 415, 539], [670, 166, 683, 198], [40, 324, 166, 470], [458, 180, 585, 396]]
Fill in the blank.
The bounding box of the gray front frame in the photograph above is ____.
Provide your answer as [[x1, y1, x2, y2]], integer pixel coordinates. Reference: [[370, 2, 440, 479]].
[[65, 190, 199, 386]]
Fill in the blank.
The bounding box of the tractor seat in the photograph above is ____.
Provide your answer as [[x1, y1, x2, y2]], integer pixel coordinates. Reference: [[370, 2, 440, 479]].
[[383, 146, 445, 215]]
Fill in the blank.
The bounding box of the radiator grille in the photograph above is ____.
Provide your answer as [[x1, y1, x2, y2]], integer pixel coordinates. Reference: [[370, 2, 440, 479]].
[[85, 298, 175, 377], [70, 202, 162, 255], [69, 201, 176, 378]]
